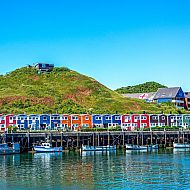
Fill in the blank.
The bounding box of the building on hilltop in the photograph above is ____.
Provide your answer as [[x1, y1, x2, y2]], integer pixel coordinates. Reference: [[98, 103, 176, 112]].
[[122, 87, 190, 110], [153, 87, 185, 109], [34, 63, 54, 73]]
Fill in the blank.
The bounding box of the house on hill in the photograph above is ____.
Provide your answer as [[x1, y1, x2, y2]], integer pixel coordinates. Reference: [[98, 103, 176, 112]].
[[122, 87, 190, 110], [153, 87, 185, 109], [34, 63, 54, 73]]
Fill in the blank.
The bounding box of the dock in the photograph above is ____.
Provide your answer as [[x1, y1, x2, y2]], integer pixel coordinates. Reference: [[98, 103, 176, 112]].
[[1, 130, 190, 152]]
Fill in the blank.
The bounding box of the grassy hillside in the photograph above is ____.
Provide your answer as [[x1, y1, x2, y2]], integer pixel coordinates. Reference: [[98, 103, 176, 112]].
[[0, 67, 182, 114], [115, 81, 167, 94]]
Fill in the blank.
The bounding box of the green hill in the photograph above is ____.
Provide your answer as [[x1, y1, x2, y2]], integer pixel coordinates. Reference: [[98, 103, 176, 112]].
[[115, 81, 167, 94], [0, 67, 180, 114]]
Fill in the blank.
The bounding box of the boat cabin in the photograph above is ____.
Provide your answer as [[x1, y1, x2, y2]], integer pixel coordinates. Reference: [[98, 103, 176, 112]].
[[41, 143, 51, 148]]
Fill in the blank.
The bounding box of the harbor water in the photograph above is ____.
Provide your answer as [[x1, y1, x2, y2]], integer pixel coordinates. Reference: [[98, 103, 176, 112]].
[[1, 149, 190, 190]]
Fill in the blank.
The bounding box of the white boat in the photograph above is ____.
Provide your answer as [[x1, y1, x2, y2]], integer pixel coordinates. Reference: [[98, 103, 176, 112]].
[[81, 145, 116, 151], [126, 144, 159, 151], [173, 148, 190, 152], [33, 143, 62, 153], [125, 144, 147, 150], [147, 144, 159, 150], [152, 144, 159, 149], [173, 142, 190, 148], [0, 143, 20, 155]]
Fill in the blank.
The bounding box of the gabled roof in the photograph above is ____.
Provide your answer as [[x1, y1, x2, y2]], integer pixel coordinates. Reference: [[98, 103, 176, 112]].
[[153, 87, 181, 99]]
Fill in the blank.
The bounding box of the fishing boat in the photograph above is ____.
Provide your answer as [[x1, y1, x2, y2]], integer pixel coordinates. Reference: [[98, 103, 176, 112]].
[[125, 144, 147, 150], [152, 144, 159, 149], [0, 143, 20, 155], [173, 148, 190, 152], [173, 142, 190, 148], [147, 144, 159, 150], [81, 145, 116, 151], [33, 143, 62, 153], [126, 144, 159, 151]]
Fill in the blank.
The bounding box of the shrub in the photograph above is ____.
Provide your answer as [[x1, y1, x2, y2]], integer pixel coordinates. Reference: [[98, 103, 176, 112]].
[[8, 125, 18, 133], [53, 67, 70, 72]]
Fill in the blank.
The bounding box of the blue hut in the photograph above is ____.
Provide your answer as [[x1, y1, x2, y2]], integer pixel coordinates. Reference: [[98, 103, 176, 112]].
[[102, 114, 112, 128], [39, 114, 51, 130], [112, 114, 121, 127], [92, 114, 103, 128], [51, 114, 61, 130], [16, 114, 28, 130], [28, 114, 40, 130]]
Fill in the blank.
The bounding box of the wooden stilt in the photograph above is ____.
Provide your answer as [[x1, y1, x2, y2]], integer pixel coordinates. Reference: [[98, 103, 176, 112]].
[[123, 132, 125, 146], [141, 132, 144, 145], [108, 132, 110, 146]]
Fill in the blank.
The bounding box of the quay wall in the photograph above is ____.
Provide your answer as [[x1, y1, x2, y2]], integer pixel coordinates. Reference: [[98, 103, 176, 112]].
[[1, 131, 190, 152]]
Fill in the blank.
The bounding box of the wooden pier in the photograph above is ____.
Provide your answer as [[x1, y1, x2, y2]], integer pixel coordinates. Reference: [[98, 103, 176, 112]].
[[1, 130, 190, 152]]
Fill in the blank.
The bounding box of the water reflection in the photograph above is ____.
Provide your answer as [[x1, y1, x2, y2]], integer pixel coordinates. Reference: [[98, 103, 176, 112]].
[[0, 154, 21, 165], [0, 150, 190, 189], [33, 152, 62, 161], [81, 150, 117, 157]]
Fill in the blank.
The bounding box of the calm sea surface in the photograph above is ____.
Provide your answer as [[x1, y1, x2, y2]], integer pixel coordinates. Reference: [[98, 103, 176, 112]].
[[0, 149, 190, 190]]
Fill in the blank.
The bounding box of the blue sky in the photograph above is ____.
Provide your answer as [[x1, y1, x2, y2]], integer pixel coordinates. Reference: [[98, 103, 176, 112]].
[[0, 0, 190, 91]]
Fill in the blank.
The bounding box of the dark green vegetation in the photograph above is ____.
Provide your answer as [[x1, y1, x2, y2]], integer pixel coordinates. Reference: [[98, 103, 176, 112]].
[[0, 67, 185, 114], [115, 81, 167, 94], [81, 126, 122, 132], [81, 126, 186, 132]]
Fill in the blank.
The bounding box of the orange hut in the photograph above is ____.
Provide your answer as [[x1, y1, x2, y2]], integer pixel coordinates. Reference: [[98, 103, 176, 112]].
[[81, 114, 92, 129], [71, 114, 82, 131], [61, 114, 71, 129]]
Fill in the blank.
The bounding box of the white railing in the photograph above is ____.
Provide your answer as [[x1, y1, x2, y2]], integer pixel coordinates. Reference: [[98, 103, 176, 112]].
[[172, 99, 184, 103]]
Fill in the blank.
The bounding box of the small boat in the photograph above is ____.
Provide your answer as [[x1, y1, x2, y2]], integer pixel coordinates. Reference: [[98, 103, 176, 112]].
[[152, 144, 159, 149], [147, 144, 159, 150], [173, 148, 190, 152], [173, 142, 190, 148], [0, 143, 20, 155], [33, 143, 62, 153], [81, 145, 116, 151], [125, 144, 147, 150]]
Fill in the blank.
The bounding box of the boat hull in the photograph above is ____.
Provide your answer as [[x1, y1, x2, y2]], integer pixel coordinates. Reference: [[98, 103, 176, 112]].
[[126, 144, 159, 151], [148, 144, 159, 150], [126, 144, 147, 150], [173, 143, 190, 148], [34, 146, 62, 153], [81, 145, 116, 151], [0, 150, 20, 155], [0, 143, 20, 155]]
